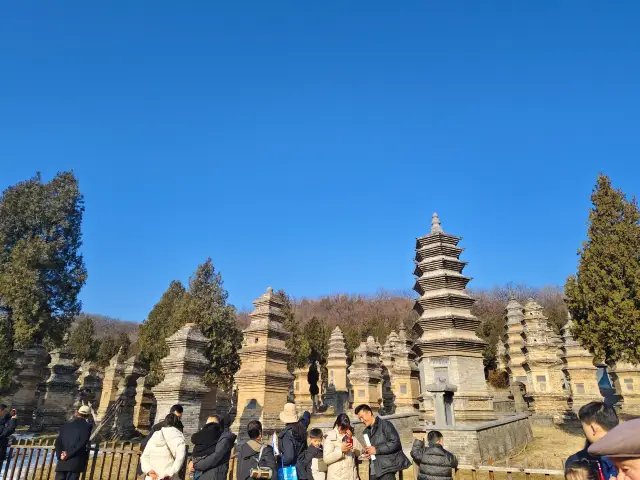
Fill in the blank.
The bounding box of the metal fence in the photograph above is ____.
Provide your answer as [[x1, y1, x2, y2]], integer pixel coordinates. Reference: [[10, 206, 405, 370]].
[[2, 439, 565, 480]]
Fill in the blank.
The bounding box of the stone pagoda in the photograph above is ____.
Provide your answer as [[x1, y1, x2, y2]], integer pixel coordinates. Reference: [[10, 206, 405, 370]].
[[153, 324, 210, 439], [412, 213, 494, 422], [11, 344, 50, 427], [610, 362, 640, 415], [561, 316, 601, 413], [348, 337, 383, 412], [231, 287, 292, 438], [504, 298, 527, 386], [32, 339, 80, 431], [77, 362, 103, 411], [293, 366, 314, 411], [324, 326, 350, 414], [521, 299, 568, 422], [390, 328, 421, 412], [381, 333, 396, 413], [133, 375, 156, 435], [96, 347, 127, 422]]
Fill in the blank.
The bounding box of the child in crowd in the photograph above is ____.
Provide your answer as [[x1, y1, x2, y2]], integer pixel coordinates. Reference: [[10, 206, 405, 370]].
[[411, 430, 458, 480], [300, 428, 326, 480]]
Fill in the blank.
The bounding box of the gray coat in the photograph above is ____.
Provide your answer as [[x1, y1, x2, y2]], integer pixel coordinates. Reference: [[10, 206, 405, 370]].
[[410, 441, 458, 480]]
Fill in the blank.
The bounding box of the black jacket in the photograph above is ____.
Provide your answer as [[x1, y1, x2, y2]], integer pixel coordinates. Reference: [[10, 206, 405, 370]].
[[299, 445, 323, 480], [237, 439, 277, 480], [192, 422, 223, 457], [411, 441, 458, 480], [55, 417, 93, 472], [193, 429, 237, 480], [278, 424, 308, 478], [0, 414, 17, 463], [363, 417, 411, 478]]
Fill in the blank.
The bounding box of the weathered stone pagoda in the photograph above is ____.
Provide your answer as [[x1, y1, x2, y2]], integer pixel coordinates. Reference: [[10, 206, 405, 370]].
[[561, 316, 601, 413], [114, 356, 148, 438], [412, 213, 494, 422], [381, 333, 396, 413], [96, 347, 127, 422], [77, 362, 103, 411], [32, 339, 80, 430], [231, 287, 292, 438], [503, 298, 527, 386], [11, 344, 49, 426], [324, 326, 350, 414], [348, 336, 383, 412], [293, 366, 314, 411], [610, 362, 640, 415], [153, 323, 209, 439], [390, 327, 421, 413], [521, 299, 568, 422], [133, 375, 156, 435]]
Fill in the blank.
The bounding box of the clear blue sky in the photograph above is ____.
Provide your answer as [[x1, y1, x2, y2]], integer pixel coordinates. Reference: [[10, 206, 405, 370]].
[[2, 1, 639, 322]]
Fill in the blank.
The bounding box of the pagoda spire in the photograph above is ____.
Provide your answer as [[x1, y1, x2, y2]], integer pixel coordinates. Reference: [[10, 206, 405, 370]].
[[431, 212, 443, 234]]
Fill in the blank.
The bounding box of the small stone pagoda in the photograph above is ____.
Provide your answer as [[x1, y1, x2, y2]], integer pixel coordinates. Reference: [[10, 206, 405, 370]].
[[293, 366, 314, 411], [561, 316, 601, 413], [348, 337, 383, 412], [504, 298, 527, 386], [610, 361, 640, 415], [324, 326, 350, 414], [77, 362, 103, 411], [96, 347, 127, 422], [381, 333, 396, 413], [390, 328, 421, 412], [231, 287, 292, 438], [153, 324, 209, 439], [32, 339, 80, 430], [521, 299, 568, 422], [412, 213, 494, 422], [11, 344, 50, 426], [133, 375, 156, 435]]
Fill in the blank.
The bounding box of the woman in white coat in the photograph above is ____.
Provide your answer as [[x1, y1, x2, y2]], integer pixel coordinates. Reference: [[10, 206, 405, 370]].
[[140, 413, 186, 480], [323, 414, 363, 480]]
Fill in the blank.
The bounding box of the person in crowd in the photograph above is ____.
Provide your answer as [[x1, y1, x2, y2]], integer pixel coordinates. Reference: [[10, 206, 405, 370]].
[[300, 428, 326, 480], [566, 402, 619, 480], [236, 420, 277, 480], [278, 403, 311, 478], [140, 412, 186, 480], [565, 459, 599, 480], [138, 404, 184, 477], [54, 405, 93, 480], [323, 414, 362, 480], [355, 404, 411, 480], [411, 430, 458, 480], [0, 404, 17, 467], [190, 416, 223, 479], [589, 418, 640, 480], [192, 414, 237, 480]]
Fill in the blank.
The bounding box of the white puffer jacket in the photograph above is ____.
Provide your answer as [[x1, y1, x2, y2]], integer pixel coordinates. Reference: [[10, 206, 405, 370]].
[[140, 426, 186, 480], [323, 427, 363, 480]]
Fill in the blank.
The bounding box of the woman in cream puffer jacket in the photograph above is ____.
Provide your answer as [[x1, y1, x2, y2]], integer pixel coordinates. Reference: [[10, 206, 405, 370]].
[[323, 414, 363, 480], [140, 414, 186, 480]]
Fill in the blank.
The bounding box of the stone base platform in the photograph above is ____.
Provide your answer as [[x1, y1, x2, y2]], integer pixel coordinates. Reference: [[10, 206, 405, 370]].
[[413, 413, 533, 464]]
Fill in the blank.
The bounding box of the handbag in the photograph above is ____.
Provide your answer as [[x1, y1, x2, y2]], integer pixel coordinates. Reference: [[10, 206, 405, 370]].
[[159, 429, 182, 480], [250, 446, 273, 479], [277, 453, 298, 480]]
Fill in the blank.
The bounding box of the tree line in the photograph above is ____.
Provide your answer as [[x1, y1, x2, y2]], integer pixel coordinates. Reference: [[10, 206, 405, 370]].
[[1, 171, 638, 395]]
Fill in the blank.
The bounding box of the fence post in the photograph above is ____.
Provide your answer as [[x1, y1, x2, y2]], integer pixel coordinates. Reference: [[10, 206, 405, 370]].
[[86, 441, 100, 480]]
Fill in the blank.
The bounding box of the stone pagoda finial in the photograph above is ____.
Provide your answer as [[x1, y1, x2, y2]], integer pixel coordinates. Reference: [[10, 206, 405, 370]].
[[431, 212, 443, 234]]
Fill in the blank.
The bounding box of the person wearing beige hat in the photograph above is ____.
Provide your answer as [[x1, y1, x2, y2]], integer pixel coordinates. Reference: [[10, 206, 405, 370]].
[[278, 403, 312, 479], [588, 418, 640, 480], [54, 405, 94, 480]]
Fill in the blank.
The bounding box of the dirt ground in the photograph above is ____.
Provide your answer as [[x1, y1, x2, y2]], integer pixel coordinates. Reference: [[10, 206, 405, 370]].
[[494, 423, 586, 470]]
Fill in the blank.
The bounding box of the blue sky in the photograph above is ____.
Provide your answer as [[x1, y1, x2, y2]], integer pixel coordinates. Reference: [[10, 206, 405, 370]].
[[1, 1, 639, 322]]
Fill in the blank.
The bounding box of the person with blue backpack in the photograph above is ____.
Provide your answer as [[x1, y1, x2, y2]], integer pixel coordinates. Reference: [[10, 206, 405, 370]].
[[277, 403, 311, 480]]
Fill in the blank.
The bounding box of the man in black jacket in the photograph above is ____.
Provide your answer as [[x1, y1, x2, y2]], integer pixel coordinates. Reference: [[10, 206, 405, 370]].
[[54, 406, 93, 480], [192, 415, 237, 480], [356, 404, 411, 480], [411, 430, 458, 480], [0, 404, 17, 467]]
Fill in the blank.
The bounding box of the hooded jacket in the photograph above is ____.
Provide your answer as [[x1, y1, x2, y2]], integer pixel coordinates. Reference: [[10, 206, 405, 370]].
[[192, 422, 223, 458], [237, 439, 277, 480], [323, 427, 362, 480], [411, 441, 458, 480], [193, 429, 237, 480], [140, 426, 186, 480]]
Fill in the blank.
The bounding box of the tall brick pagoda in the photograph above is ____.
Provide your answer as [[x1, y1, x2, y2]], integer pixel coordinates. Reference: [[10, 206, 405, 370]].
[[504, 298, 527, 386], [412, 213, 494, 422], [231, 287, 292, 438]]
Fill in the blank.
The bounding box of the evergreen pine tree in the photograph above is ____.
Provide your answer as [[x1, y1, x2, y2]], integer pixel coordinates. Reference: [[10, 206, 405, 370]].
[[138, 280, 187, 384], [0, 301, 15, 393], [96, 335, 118, 367], [565, 174, 640, 364], [276, 289, 310, 372], [175, 258, 242, 390], [68, 316, 97, 362]]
